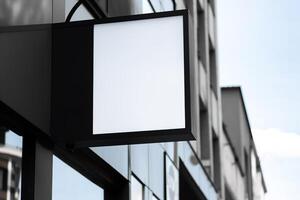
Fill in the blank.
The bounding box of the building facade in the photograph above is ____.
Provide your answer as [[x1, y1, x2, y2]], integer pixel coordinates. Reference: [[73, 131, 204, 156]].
[[0, 0, 266, 200], [221, 87, 267, 200]]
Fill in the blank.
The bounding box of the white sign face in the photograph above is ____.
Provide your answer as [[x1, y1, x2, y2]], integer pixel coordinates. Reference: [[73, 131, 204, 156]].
[[93, 15, 185, 134]]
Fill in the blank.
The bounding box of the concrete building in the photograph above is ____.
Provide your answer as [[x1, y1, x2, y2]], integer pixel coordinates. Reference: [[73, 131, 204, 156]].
[[0, 0, 266, 200], [221, 87, 267, 200]]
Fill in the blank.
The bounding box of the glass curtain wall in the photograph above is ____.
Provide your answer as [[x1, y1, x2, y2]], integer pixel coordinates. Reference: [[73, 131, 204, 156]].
[[52, 1, 104, 200], [52, 156, 104, 200]]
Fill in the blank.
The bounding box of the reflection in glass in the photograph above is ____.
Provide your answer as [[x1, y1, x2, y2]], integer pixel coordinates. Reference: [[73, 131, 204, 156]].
[[160, 0, 174, 11], [131, 175, 143, 200], [5, 131, 22, 149], [65, 0, 93, 21], [52, 156, 103, 200], [142, 0, 154, 14], [0, 128, 22, 200], [178, 142, 218, 200], [152, 194, 159, 200], [165, 155, 179, 200], [148, 0, 174, 12], [70, 4, 93, 22], [91, 145, 128, 178]]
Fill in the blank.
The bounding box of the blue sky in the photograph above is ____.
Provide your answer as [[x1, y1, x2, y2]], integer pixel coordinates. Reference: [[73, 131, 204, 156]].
[[217, 0, 300, 199]]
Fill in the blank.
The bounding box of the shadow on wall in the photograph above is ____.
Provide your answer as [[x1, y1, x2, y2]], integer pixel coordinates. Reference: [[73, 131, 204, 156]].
[[0, 0, 52, 26]]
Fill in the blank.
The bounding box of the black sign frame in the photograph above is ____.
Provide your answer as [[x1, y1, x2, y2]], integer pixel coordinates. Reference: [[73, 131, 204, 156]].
[[51, 10, 193, 147]]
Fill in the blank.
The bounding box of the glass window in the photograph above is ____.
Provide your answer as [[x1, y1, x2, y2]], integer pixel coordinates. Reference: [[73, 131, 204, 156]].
[[70, 4, 93, 22], [152, 194, 159, 200], [165, 155, 179, 200], [149, 0, 174, 12], [142, 0, 154, 14], [65, 0, 94, 21], [5, 130, 22, 149], [251, 150, 257, 180], [131, 175, 143, 200], [0, 129, 22, 200], [52, 156, 104, 200], [160, 0, 174, 11], [212, 135, 221, 190], [91, 145, 129, 178]]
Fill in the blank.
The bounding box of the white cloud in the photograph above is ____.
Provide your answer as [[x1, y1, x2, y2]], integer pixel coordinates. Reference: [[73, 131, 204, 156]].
[[253, 129, 300, 158], [253, 129, 300, 200]]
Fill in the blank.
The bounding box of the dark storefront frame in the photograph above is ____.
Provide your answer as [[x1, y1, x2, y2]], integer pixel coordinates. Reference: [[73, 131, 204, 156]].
[[0, 1, 217, 200], [0, 106, 130, 200], [0, 1, 128, 199]]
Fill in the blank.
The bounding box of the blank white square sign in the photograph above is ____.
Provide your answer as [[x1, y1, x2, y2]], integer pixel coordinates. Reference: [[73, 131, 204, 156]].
[[93, 15, 185, 134]]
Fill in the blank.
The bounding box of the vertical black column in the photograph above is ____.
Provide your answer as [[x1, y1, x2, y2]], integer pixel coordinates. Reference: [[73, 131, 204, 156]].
[[0, 126, 7, 144], [21, 136, 35, 200], [21, 136, 53, 200]]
